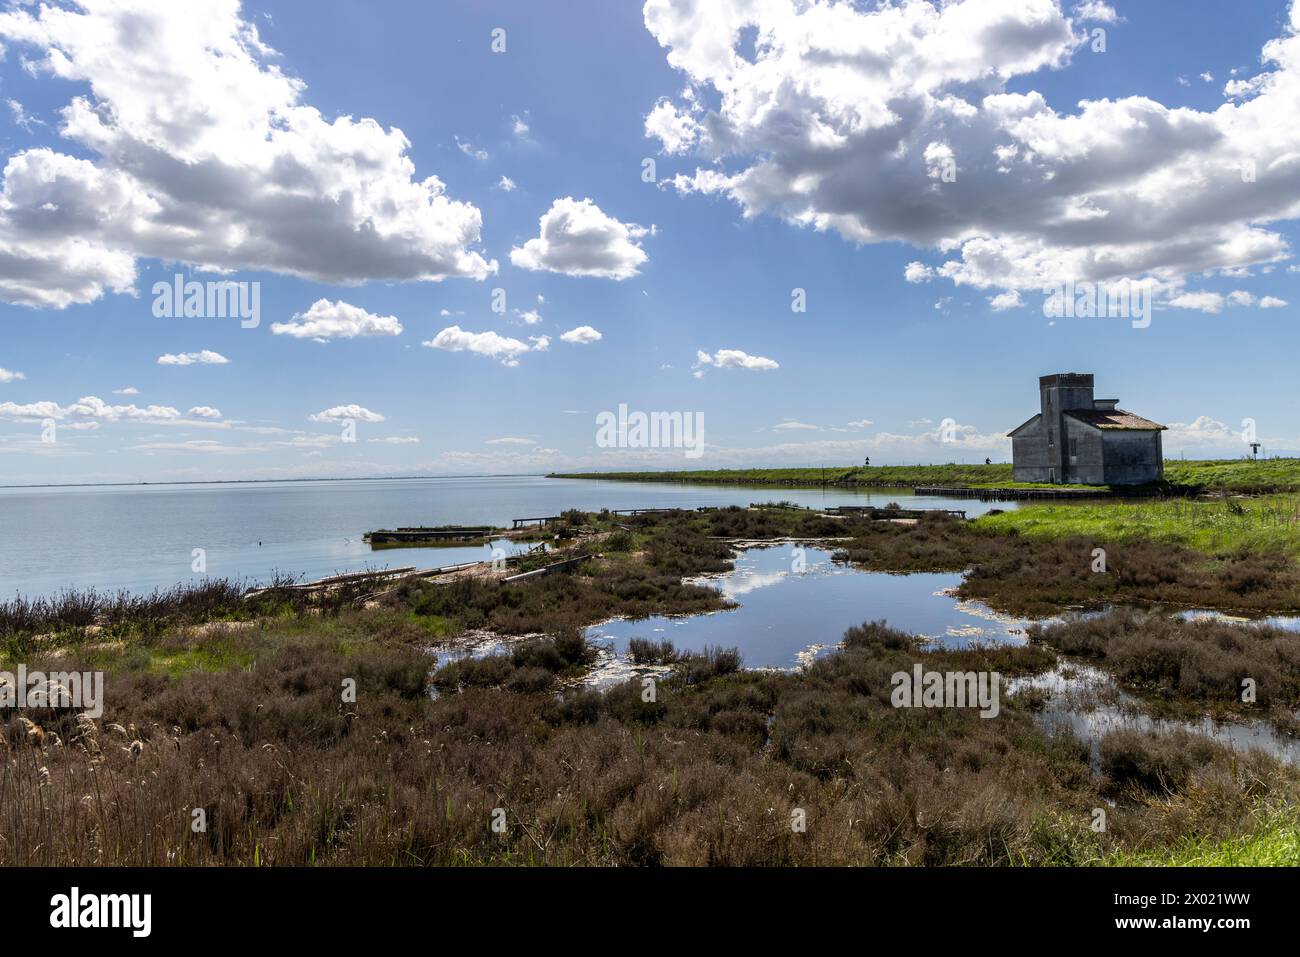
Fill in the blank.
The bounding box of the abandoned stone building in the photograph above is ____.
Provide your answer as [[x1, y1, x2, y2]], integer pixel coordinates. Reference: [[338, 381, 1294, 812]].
[[1009, 373, 1165, 485]]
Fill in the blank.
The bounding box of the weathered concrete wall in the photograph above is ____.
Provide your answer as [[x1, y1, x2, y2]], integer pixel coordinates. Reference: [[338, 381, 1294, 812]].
[[1102, 430, 1163, 484], [1037, 374, 1095, 480], [1063, 419, 1106, 484], [1012, 417, 1053, 481]]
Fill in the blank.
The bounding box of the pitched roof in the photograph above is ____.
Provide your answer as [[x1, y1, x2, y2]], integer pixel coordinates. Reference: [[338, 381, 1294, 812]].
[[1064, 408, 1165, 431], [1006, 412, 1041, 437]]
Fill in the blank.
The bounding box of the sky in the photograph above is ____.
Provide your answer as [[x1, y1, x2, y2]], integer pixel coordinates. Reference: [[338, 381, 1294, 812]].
[[2, 0, 1300, 484]]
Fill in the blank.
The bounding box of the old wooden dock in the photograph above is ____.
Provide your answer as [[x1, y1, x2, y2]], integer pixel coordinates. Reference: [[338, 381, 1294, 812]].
[[824, 504, 966, 519], [912, 485, 1122, 502], [363, 525, 494, 544]]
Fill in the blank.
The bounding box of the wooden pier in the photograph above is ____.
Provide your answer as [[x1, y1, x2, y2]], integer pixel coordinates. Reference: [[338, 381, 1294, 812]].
[[511, 516, 561, 529], [913, 485, 1122, 502], [364, 525, 494, 544], [824, 504, 966, 519]]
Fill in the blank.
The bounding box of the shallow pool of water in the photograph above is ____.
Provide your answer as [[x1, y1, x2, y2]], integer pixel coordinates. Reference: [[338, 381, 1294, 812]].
[[1009, 664, 1300, 766], [1180, 608, 1300, 632], [435, 545, 1300, 768], [584, 544, 1032, 672]]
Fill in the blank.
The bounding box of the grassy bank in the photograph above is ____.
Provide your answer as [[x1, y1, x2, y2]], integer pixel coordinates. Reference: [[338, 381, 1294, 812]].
[[551, 457, 1300, 494], [1166, 458, 1300, 493], [832, 511, 1300, 616], [1104, 810, 1300, 866], [976, 494, 1300, 559]]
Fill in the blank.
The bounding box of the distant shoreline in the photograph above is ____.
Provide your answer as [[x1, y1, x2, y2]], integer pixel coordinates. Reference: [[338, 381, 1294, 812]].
[[550, 458, 1300, 494], [549, 464, 1017, 489]]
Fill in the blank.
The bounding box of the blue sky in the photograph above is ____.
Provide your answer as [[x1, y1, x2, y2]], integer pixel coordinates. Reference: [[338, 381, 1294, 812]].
[[2, 0, 1299, 483]]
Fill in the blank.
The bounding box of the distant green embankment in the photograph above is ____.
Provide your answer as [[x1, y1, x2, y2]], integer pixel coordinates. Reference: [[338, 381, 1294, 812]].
[[549, 464, 1013, 487], [1163, 458, 1300, 493], [549, 458, 1300, 494]]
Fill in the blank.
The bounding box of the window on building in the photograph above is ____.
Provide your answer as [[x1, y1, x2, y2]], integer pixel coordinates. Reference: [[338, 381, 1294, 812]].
[[1069, 438, 1078, 456], [1048, 428, 1055, 446]]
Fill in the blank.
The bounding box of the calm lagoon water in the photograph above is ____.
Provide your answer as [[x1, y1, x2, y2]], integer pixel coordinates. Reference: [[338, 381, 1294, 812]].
[[577, 546, 1300, 764], [586, 544, 1032, 671], [0, 475, 1010, 598]]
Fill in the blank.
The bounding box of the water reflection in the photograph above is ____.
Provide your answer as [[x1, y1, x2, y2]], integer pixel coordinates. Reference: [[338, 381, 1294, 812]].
[[1009, 664, 1300, 767], [584, 544, 1033, 673]]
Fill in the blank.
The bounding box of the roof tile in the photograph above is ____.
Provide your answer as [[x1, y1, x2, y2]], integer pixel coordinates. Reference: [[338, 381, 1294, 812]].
[[1064, 408, 1165, 430]]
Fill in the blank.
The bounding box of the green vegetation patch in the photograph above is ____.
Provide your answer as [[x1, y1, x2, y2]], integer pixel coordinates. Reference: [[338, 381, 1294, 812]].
[[977, 494, 1300, 559], [553, 458, 1300, 495]]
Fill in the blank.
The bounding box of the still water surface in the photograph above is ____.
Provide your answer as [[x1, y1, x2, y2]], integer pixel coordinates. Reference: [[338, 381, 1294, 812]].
[[0, 475, 1009, 597], [586, 544, 1033, 671]]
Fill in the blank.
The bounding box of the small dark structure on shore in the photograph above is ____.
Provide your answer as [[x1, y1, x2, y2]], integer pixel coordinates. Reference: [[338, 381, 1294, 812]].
[[1009, 373, 1165, 485], [364, 525, 493, 546], [824, 504, 966, 519]]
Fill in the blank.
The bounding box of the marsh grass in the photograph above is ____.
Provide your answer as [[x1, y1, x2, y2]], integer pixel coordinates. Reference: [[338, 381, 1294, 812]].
[[6, 506, 1300, 866], [628, 637, 678, 663], [0, 573, 383, 664], [830, 512, 1300, 615], [1029, 609, 1300, 729], [11, 608, 1295, 866]]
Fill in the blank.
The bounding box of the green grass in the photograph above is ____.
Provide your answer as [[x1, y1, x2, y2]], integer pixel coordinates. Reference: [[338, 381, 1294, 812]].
[[1103, 810, 1300, 866], [552, 458, 1300, 494], [142, 641, 261, 677], [408, 612, 456, 637], [1166, 458, 1300, 493], [976, 494, 1300, 558]]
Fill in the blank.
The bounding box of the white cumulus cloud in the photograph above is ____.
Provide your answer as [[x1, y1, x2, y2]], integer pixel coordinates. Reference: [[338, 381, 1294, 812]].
[[157, 350, 230, 366], [988, 290, 1024, 311], [0, 394, 181, 424], [694, 348, 779, 372], [510, 197, 650, 279], [644, 0, 1300, 305], [0, 0, 494, 308], [1167, 291, 1225, 314], [271, 299, 403, 340], [904, 262, 935, 283], [423, 325, 543, 367], [309, 404, 385, 424], [560, 325, 602, 344]]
